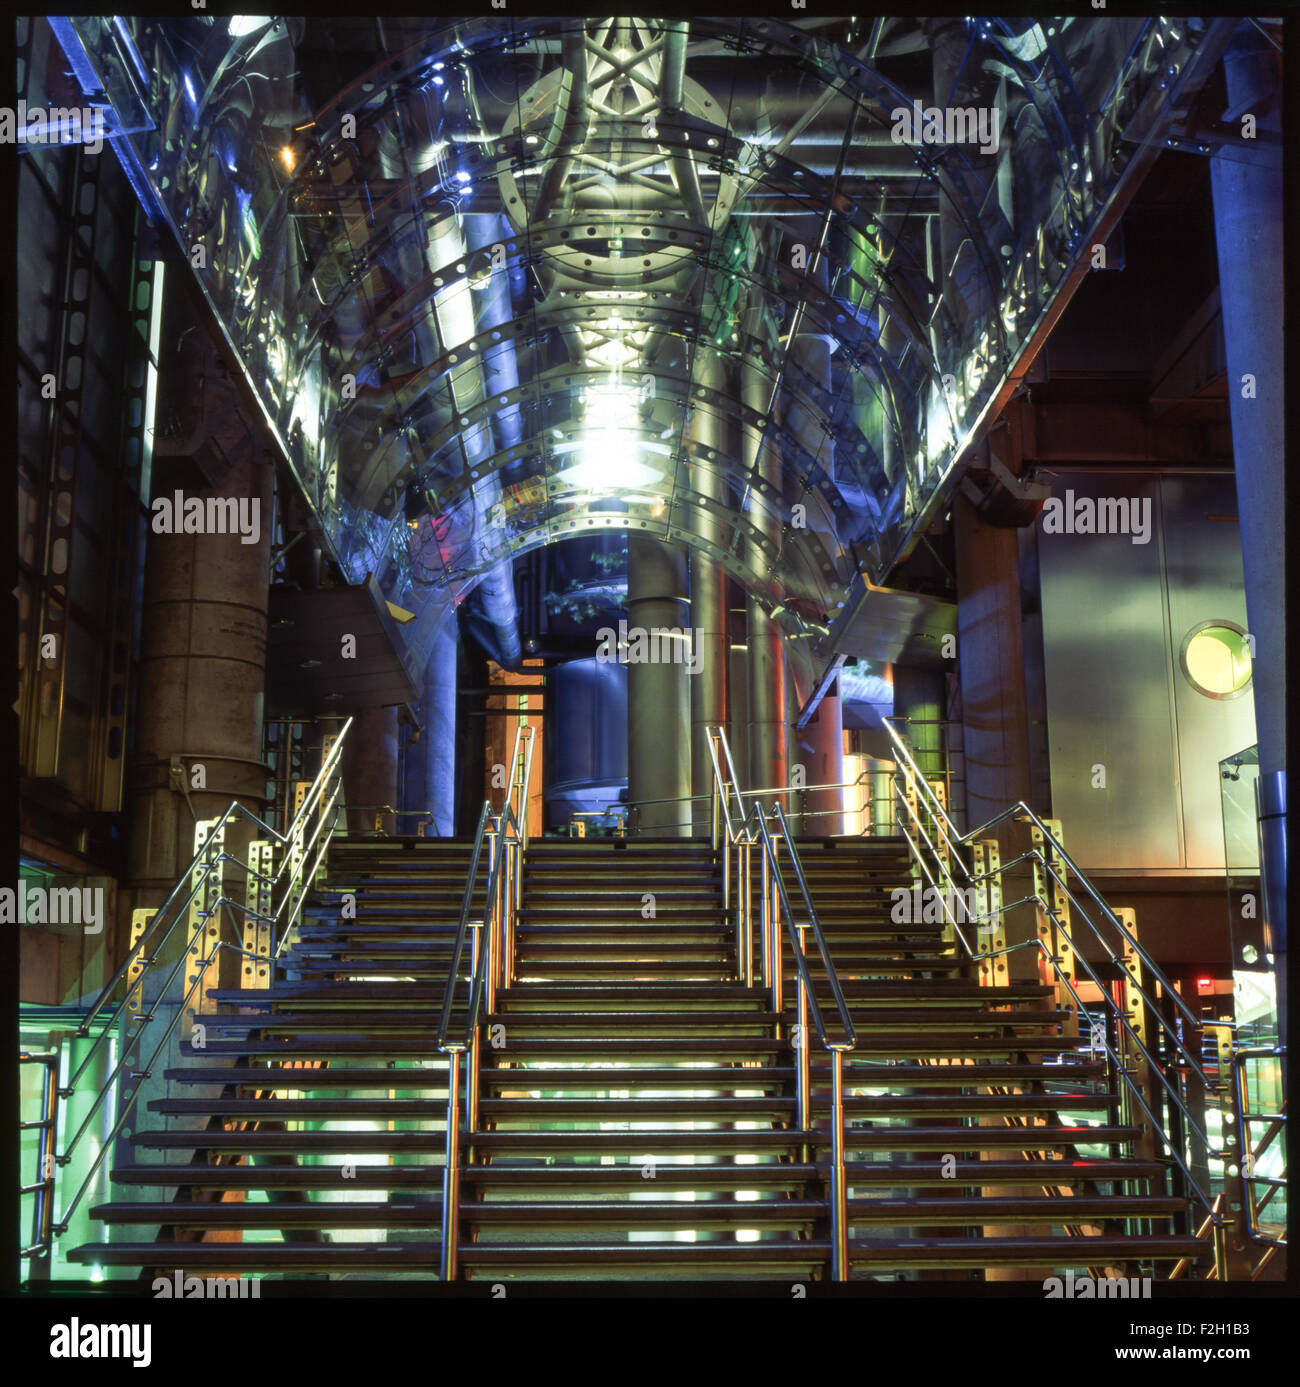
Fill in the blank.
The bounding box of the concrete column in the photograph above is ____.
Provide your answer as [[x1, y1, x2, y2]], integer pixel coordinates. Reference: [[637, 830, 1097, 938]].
[[1210, 29, 1285, 1034], [627, 534, 692, 835], [952, 492, 1043, 1278], [689, 353, 729, 818], [342, 706, 399, 836], [126, 329, 272, 979], [119, 306, 274, 1237], [953, 493, 1031, 830], [424, 617, 458, 837]]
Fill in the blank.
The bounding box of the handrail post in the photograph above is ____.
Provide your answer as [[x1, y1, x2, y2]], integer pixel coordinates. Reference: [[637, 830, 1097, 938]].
[[467, 926, 482, 1144], [1113, 907, 1159, 1168], [710, 731, 721, 855], [441, 1050, 461, 1281], [1031, 820, 1079, 1042], [497, 839, 510, 996], [795, 923, 811, 1161], [1209, 1025, 1256, 1282], [972, 840, 1006, 990], [759, 839, 772, 992], [739, 838, 751, 987], [830, 1048, 849, 1281], [769, 827, 784, 1019], [506, 832, 518, 988]]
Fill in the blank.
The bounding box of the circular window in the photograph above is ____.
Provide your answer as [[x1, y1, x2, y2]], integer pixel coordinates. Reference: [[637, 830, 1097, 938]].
[[1180, 621, 1253, 700]]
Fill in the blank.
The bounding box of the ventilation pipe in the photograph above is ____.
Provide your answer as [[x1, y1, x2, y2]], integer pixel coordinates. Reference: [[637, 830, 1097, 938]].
[[427, 210, 522, 668], [373, 129, 521, 669]]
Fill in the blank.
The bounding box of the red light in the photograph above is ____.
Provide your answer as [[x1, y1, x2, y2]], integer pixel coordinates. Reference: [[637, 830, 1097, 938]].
[[1196, 977, 1214, 993]]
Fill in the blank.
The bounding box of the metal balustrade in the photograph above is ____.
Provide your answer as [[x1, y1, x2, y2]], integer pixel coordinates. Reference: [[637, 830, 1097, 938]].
[[22, 717, 354, 1259], [878, 714, 1280, 1277], [435, 725, 531, 1280], [706, 725, 857, 1280]]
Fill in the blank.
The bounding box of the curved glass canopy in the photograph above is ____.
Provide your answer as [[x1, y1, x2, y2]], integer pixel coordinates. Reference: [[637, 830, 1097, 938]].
[[57, 13, 1221, 661]]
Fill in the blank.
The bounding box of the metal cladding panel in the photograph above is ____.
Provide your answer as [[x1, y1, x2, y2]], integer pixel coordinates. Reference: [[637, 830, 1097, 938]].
[[1161, 478, 1256, 868], [548, 656, 628, 794], [819, 576, 957, 669], [50, 13, 1227, 666], [1039, 475, 1181, 870], [265, 578, 419, 717], [1038, 473, 1255, 872]]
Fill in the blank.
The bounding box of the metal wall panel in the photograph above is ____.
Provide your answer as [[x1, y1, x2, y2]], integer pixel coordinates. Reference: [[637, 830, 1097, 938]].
[[1038, 472, 1255, 872], [1161, 478, 1256, 867], [1039, 475, 1181, 869]]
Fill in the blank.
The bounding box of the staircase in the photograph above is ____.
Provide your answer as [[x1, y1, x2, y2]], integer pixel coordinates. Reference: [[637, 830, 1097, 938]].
[[69, 834, 1203, 1282]]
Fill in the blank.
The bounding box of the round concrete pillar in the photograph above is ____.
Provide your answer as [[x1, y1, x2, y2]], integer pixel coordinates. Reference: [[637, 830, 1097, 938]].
[[126, 440, 272, 986]]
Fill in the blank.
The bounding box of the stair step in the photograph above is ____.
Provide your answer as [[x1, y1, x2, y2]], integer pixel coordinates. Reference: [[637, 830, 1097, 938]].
[[846, 1235, 1206, 1268], [162, 1066, 449, 1089], [80, 823, 1194, 1282], [130, 1129, 814, 1154], [843, 1195, 1186, 1224], [91, 1201, 444, 1228], [828, 1062, 1106, 1084], [453, 1243, 828, 1273], [68, 1243, 444, 1271], [460, 1126, 1141, 1155], [148, 1098, 452, 1118], [108, 1157, 1166, 1191], [189, 1012, 779, 1036], [480, 1066, 795, 1089]]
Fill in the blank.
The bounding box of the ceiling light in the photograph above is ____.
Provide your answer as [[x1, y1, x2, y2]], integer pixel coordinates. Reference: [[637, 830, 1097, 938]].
[[229, 16, 272, 37]]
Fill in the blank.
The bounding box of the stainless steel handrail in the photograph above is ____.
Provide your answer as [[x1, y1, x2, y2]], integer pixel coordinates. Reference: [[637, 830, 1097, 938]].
[[758, 803, 857, 1050], [881, 715, 1228, 1226], [706, 724, 855, 1278], [605, 774, 871, 817], [883, 714, 1203, 1036], [435, 802, 494, 1051], [19, 1051, 59, 1262], [889, 784, 1220, 1168], [505, 722, 536, 852], [38, 718, 354, 1249], [435, 800, 523, 1281], [436, 723, 532, 1280]]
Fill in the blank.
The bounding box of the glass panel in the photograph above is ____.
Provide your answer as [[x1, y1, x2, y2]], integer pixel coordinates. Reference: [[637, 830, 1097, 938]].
[[1183, 623, 1253, 698], [53, 15, 1222, 671]]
